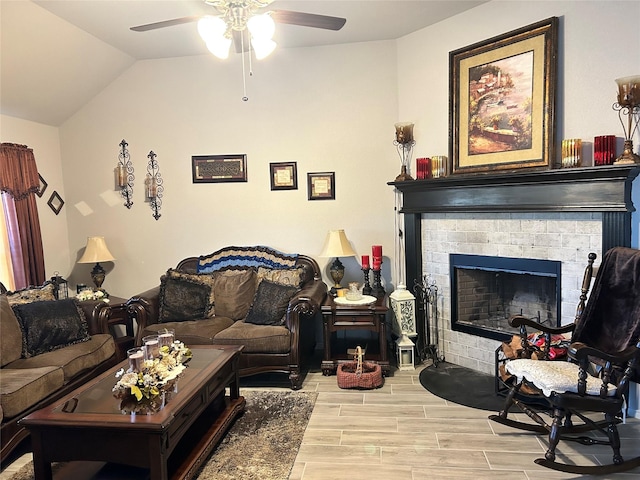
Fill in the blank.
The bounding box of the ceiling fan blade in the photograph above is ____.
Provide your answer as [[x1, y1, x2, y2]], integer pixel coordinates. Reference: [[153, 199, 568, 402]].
[[130, 16, 200, 32], [270, 10, 346, 31]]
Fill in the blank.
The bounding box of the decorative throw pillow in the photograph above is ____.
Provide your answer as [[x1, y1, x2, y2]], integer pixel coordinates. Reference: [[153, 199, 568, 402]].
[[6, 282, 56, 306], [1, 295, 23, 366], [158, 272, 213, 323], [12, 299, 90, 358], [245, 280, 299, 326], [166, 269, 216, 317], [256, 266, 305, 288], [212, 269, 257, 320]]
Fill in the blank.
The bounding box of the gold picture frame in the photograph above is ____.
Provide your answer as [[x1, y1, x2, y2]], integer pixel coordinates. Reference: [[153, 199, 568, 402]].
[[449, 17, 558, 175]]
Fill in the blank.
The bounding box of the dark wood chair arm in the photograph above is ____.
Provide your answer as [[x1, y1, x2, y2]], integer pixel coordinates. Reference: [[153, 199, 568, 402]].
[[569, 341, 640, 364]]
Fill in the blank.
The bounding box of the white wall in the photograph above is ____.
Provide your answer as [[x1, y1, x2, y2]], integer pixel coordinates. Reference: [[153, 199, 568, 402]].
[[57, 41, 399, 297], [0, 115, 71, 280]]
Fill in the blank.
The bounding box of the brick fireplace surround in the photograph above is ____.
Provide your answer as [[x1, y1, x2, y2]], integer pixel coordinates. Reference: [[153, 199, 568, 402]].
[[392, 165, 639, 375]]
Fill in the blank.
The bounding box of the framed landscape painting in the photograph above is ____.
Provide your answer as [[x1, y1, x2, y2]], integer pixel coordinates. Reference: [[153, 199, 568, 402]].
[[449, 17, 558, 174]]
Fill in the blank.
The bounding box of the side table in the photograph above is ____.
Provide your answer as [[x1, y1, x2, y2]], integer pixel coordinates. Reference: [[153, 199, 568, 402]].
[[321, 295, 390, 376]]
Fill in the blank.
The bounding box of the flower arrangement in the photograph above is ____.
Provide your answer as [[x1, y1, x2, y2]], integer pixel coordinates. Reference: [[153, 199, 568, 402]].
[[76, 289, 109, 302], [113, 341, 192, 412]]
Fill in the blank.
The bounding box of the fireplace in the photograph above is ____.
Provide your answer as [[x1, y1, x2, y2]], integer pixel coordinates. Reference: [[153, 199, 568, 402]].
[[390, 165, 638, 374], [450, 254, 561, 342]]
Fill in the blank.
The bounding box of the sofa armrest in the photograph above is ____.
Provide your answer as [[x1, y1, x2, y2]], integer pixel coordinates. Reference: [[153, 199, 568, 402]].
[[128, 286, 161, 344], [285, 279, 328, 330], [77, 300, 111, 336]]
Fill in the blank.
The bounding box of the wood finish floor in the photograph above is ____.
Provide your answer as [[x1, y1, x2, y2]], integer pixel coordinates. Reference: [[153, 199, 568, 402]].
[[2, 363, 640, 479]]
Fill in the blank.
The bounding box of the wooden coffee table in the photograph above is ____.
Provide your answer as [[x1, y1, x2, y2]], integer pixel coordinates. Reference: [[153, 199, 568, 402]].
[[20, 345, 245, 480]]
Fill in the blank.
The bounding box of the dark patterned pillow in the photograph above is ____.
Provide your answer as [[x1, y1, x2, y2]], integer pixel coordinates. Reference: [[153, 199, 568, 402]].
[[166, 269, 216, 317], [245, 280, 298, 326], [12, 299, 90, 358], [158, 273, 213, 323]]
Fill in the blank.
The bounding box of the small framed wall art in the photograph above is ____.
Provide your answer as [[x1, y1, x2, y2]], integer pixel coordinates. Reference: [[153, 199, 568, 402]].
[[307, 172, 335, 200], [192, 154, 247, 183], [47, 191, 64, 215], [36, 174, 48, 198], [270, 162, 298, 190]]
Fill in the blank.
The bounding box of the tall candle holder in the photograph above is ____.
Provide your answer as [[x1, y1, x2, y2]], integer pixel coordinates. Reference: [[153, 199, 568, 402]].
[[613, 75, 640, 165], [393, 122, 416, 181], [362, 267, 372, 295], [371, 268, 385, 298], [115, 139, 134, 209], [145, 150, 163, 221]]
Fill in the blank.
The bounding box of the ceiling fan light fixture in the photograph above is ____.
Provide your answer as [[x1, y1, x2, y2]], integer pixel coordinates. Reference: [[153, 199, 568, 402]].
[[251, 38, 276, 59], [197, 15, 227, 42], [247, 13, 275, 40], [206, 36, 232, 59]]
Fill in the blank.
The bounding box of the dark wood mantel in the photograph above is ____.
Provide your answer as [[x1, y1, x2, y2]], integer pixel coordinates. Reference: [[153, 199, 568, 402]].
[[390, 165, 639, 214]]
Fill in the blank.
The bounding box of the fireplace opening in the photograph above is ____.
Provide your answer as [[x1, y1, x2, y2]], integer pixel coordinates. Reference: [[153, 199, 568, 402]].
[[450, 254, 561, 341]]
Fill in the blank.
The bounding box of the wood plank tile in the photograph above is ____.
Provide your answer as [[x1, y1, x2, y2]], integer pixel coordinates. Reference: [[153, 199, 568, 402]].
[[381, 446, 490, 468], [412, 467, 529, 479], [437, 432, 545, 452], [339, 404, 425, 418], [307, 415, 397, 432], [295, 444, 381, 464], [397, 417, 494, 434], [297, 462, 413, 480], [340, 430, 438, 448]]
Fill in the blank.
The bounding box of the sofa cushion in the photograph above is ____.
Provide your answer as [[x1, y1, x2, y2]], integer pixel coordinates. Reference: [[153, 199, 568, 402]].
[[141, 316, 234, 345], [12, 299, 90, 358], [5, 333, 115, 381], [245, 280, 298, 326], [1, 295, 23, 367], [213, 321, 291, 353], [212, 269, 256, 321], [158, 272, 214, 323], [6, 282, 56, 305], [0, 366, 65, 419], [256, 266, 305, 288]]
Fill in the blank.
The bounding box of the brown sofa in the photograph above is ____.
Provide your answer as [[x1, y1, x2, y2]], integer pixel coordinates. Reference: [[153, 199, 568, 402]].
[[0, 284, 118, 463], [129, 246, 327, 389]]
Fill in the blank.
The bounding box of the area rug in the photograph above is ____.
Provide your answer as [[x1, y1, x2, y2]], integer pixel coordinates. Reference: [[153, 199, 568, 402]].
[[419, 361, 506, 411], [8, 390, 317, 480]]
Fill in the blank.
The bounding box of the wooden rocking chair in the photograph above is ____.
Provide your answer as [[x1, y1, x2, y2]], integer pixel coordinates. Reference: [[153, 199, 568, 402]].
[[489, 246, 640, 475]]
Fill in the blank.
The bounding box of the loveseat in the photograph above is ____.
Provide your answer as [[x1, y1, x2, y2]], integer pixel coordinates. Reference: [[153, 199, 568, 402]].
[[0, 283, 118, 463], [129, 246, 328, 389]]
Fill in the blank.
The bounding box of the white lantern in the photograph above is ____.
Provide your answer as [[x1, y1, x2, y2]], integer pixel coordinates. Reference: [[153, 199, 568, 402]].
[[389, 284, 416, 337], [396, 336, 415, 370]]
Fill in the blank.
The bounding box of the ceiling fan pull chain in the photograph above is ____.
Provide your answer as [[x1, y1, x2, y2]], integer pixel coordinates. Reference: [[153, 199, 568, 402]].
[[241, 32, 248, 101]]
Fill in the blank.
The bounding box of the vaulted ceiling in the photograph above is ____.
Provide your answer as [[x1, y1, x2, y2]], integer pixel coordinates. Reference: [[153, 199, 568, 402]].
[[1, 1, 486, 126]]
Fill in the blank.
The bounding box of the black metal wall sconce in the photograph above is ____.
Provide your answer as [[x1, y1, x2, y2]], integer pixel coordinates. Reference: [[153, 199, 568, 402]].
[[145, 150, 163, 220], [115, 139, 134, 208]]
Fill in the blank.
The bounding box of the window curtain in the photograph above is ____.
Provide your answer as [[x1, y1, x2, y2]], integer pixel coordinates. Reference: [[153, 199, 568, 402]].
[[0, 143, 46, 289]]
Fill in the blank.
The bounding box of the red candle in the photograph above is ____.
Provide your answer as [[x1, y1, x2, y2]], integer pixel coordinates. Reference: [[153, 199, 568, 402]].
[[372, 258, 381, 271], [372, 245, 382, 257], [361, 255, 370, 269]]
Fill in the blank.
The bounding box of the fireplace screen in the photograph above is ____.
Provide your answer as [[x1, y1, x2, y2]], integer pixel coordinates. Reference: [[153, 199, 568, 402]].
[[450, 254, 561, 341]]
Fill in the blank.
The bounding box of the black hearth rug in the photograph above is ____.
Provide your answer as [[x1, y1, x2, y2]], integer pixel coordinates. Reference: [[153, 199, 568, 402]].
[[419, 361, 506, 411]]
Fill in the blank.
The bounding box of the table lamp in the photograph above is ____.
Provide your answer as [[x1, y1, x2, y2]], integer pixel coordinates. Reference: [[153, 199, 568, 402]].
[[78, 236, 115, 292], [320, 229, 356, 295]]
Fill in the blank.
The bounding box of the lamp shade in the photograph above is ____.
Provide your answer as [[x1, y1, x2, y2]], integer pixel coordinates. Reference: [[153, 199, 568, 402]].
[[320, 230, 356, 258], [78, 236, 115, 264]]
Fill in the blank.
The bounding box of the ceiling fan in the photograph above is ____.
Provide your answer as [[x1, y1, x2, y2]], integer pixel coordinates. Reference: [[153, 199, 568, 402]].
[[130, 0, 347, 59]]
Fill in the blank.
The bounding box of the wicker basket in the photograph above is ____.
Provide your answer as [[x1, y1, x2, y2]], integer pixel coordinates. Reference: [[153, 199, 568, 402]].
[[336, 346, 383, 389]]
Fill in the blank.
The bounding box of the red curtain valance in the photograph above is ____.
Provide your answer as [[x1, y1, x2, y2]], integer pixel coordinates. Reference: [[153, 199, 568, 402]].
[[0, 143, 40, 200]]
